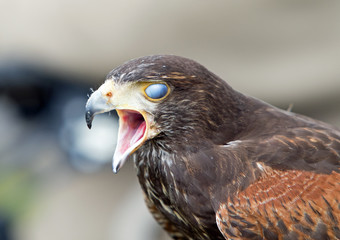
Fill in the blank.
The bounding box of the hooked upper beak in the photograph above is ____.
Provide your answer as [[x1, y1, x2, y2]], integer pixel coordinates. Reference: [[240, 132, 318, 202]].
[[86, 90, 114, 129]]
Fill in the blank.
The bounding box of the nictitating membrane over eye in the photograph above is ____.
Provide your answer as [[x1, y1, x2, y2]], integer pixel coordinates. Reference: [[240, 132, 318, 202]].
[[145, 83, 168, 99]]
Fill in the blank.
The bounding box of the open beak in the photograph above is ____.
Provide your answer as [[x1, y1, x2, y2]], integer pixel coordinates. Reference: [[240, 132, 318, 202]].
[[85, 87, 150, 173]]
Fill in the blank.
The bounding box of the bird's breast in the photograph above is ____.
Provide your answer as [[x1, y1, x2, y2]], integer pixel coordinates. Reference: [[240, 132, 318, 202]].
[[134, 146, 225, 239]]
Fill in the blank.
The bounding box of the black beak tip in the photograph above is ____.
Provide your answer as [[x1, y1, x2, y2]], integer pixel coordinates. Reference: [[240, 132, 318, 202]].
[[85, 110, 93, 129], [113, 162, 120, 174]]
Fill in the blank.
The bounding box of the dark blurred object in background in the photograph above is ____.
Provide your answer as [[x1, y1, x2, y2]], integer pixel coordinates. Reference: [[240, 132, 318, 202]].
[[0, 213, 11, 240], [0, 63, 55, 119], [0, 62, 118, 170]]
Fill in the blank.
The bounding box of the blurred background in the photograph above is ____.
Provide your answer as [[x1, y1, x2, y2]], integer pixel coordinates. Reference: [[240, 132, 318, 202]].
[[0, 0, 340, 239]]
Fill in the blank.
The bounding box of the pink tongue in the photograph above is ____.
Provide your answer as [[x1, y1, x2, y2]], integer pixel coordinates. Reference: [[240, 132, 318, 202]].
[[119, 121, 146, 155]]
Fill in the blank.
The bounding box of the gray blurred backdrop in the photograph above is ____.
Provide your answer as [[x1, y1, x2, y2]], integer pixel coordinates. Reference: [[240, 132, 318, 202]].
[[0, 1, 339, 240]]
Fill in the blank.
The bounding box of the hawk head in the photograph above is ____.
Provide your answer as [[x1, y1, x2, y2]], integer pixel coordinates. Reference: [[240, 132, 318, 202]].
[[86, 55, 244, 173]]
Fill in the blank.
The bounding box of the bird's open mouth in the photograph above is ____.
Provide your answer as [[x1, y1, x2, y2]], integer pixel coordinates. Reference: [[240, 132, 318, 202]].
[[116, 110, 147, 156], [113, 109, 148, 172]]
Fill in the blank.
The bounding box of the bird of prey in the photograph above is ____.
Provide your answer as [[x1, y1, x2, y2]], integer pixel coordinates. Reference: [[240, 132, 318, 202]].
[[85, 55, 340, 240]]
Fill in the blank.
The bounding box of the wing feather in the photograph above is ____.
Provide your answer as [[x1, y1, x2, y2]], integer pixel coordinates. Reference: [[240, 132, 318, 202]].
[[216, 127, 340, 239]]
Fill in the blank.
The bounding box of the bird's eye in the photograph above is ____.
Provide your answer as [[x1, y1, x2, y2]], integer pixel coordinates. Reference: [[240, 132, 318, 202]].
[[144, 83, 169, 100]]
